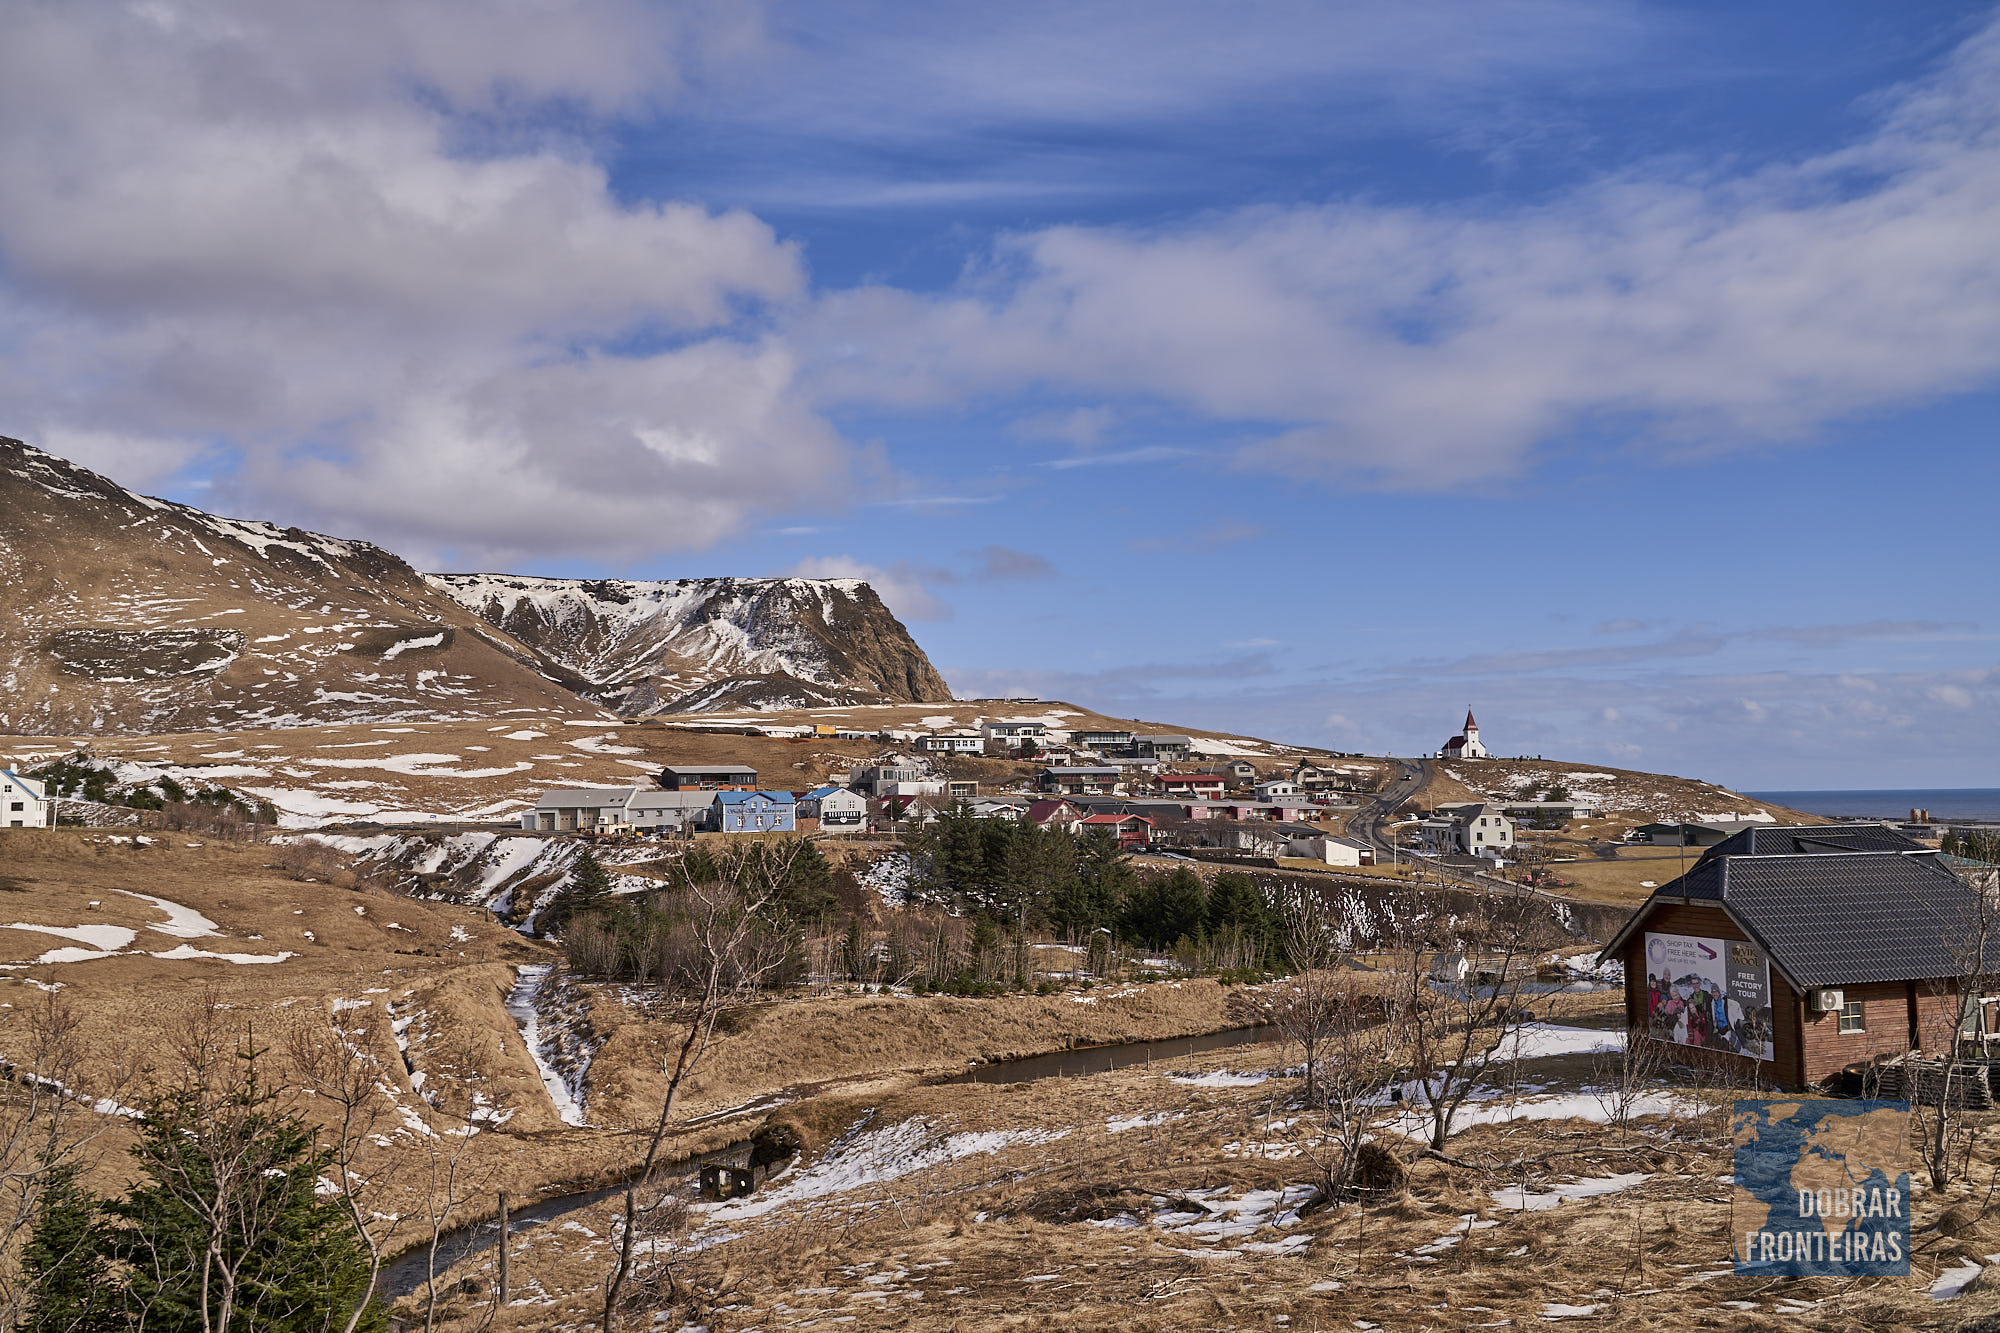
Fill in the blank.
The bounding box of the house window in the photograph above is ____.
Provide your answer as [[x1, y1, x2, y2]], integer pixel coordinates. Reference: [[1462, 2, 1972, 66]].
[[1839, 998, 1866, 1034]]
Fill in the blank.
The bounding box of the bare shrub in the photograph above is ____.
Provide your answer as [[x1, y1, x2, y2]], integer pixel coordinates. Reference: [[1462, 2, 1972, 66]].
[[266, 838, 357, 886], [0, 990, 133, 1325], [1590, 1027, 1667, 1144]]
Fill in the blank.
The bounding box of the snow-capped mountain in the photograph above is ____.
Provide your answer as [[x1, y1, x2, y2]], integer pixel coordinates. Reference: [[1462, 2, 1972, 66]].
[[424, 573, 953, 714], [0, 437, 950, 731]]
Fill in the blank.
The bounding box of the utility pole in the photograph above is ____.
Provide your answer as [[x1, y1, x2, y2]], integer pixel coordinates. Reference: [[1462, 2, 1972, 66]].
[[497, 1190, 510, 1305]]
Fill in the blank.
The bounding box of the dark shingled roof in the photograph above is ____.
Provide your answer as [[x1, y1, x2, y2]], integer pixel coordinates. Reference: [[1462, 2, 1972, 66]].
[[1692, 822, 1927, 864], [1605, 844, 2000, 987]]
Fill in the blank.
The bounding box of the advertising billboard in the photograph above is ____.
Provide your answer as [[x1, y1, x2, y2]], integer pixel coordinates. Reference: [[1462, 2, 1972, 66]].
[[1643, 931, 1774, 1062]]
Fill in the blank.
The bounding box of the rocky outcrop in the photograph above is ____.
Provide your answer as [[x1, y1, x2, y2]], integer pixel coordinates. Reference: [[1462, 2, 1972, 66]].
[[426, 573, 953, 714]]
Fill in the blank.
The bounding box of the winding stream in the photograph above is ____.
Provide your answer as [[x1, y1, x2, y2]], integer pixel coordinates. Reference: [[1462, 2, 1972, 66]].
[[940, 1024, 1278, 1084], [380, 1022, 1279, 1299]]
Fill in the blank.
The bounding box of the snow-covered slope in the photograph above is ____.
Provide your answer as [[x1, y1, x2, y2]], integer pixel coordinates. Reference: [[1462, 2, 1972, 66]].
[[425, 573, 953, 714], [0, 437, 600, 733]]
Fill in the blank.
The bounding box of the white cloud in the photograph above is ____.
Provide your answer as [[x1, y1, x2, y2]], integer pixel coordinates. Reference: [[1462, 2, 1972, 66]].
[[0, 0, 846, 564], [802, 17, 2000, 485], [687, 2, 1670, 209], [787, 555, 953, 621]]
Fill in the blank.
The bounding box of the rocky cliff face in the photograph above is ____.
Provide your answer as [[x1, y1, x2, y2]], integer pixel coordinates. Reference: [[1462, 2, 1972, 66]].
[[424, 574, 954, 714], [0, 438, 953, 732]]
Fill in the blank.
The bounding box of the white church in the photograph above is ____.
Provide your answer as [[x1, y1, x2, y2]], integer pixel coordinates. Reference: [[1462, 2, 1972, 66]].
[[1436, 710, 1489, 760]]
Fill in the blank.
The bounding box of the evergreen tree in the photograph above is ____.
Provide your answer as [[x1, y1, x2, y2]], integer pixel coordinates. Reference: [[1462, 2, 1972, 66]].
[[20, 1162, 116, 1332], [110, 1080, 386, 1333], [762, 839, 838, 925], [1205, 872, 1274, 950], [545, 846, 614, 935], [1071, 829, 1134, 934], [570, 846, 614, 908], [1157, 867, 1209, 946]]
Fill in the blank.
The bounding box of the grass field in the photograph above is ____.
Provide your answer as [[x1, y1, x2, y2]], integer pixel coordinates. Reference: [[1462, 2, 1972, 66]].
[[1512, 842, 1715, 904]]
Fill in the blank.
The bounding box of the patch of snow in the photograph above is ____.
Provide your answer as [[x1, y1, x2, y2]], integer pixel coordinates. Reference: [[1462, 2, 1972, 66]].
[[119, 890, 220, 939], [1494, 1173, 1652, 1212], [1169, 1071, 1269, 1088], [2, 923, 137, 952], [704, 1116, 1068, 1223], [149, 945, 298, 964], [1106, 1111, 1184, 1134], [379, 632, 445, 660], [504, 965, 587, 1126], [1930, 1257, 1996, 1299], [1502, 1024, 1624, 1061]]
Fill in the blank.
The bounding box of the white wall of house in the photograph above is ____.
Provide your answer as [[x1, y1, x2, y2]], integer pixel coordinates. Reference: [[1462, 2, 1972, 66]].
[[808, 788, 869, 826], [1462, 809, 1512, 857], [916, 733, 984, 753], [1286, 835, 1366, 866], [0, 771, 49, 828]]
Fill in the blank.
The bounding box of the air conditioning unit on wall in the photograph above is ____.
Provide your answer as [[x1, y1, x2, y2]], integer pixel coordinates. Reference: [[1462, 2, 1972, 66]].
[[1809, 988, 1845, 1013]]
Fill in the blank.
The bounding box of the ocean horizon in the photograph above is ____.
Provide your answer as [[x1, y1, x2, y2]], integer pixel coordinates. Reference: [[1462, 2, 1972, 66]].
[[1746, 787, 2000, 823]]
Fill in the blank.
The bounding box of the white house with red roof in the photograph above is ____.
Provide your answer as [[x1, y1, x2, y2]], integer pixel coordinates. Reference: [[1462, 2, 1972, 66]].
[[1437, 709, 1489, 760]]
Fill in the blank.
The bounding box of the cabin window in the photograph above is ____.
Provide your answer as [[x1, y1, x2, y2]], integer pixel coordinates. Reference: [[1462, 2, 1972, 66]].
[[1839, 998, 1866, 1034]]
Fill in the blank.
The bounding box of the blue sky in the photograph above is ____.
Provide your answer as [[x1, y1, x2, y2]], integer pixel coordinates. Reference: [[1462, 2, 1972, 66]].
[[3, 2, 1997, 787]]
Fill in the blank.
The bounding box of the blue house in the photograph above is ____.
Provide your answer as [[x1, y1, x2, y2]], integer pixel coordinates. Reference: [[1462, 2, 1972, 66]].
[[712, 790, 797, 834]]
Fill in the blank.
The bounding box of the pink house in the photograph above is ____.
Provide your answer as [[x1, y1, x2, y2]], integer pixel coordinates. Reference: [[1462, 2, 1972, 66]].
[[1156, 773, 1226, 797]]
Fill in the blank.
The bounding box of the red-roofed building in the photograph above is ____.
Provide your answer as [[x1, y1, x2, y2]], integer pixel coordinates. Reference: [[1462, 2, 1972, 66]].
[[1078, 813, 1155, 848], [1437, 709, 1489, 760], [1025, 799, 1085, 834]]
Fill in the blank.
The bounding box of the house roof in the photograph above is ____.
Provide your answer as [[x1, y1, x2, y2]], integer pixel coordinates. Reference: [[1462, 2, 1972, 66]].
[[533, 786, 641, 808], [0, 769, 44, 795], [662, 764, 757, 778], [1158, 772, 1222, 783], [1601, 844, 1998, 987], [1025, 799, 1080, 822], [1692, 822, 1927, 864], [625, 790, 715, 811], [1134, 734, 1191, 745], [1079, 813, 1152, 826], [803, 785, 861, 801], [714, 790, 796, 806]]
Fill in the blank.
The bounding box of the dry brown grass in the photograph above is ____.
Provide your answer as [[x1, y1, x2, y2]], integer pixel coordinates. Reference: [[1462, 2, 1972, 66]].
[[393, 1023, 2000, 1332], [1524, 843, 1721, 904]]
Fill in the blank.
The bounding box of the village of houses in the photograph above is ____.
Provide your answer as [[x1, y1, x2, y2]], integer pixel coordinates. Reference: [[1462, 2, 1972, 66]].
[[489, 709, 1575, 872], [509, 720, 1388, 862], [0, 709, 1633, 871]]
